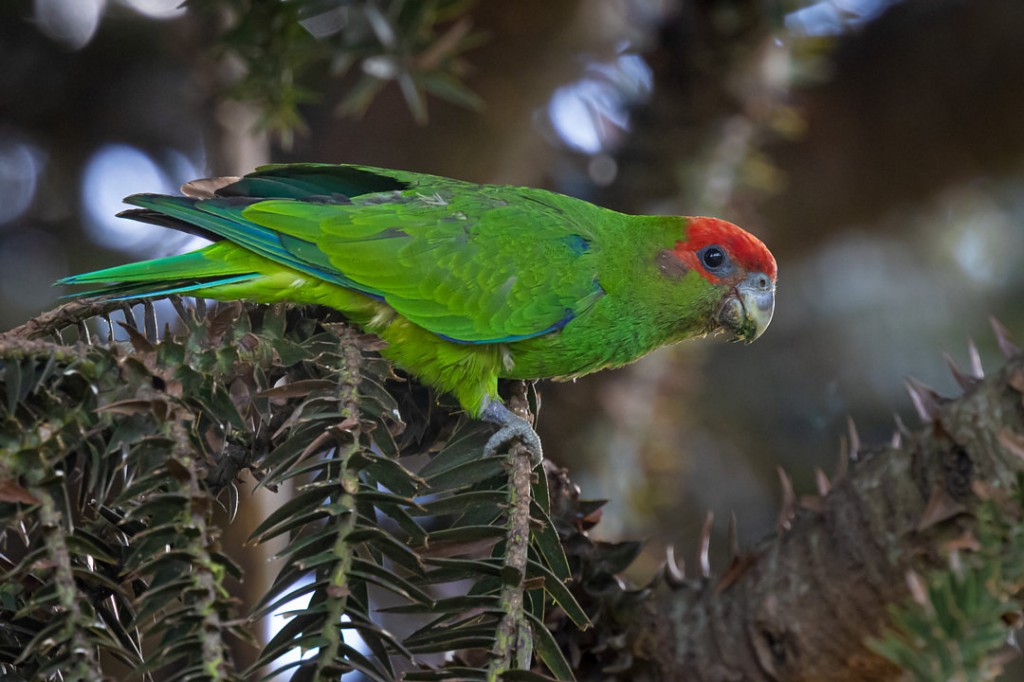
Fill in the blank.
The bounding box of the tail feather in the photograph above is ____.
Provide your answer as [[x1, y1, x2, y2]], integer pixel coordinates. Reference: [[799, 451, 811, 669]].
[[123, 194, 317, 277], [124, 194, 273, 253], [116, 208, 224, 242], [62, 182, 351, 301], [57, 274, 260, 300], [123, 193, 353, 287], [58, 247, 245, 285], [57, 242, 260, 300]]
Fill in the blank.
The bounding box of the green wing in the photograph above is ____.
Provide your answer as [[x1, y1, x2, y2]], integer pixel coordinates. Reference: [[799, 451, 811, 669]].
[[95, 165, 608, 344]]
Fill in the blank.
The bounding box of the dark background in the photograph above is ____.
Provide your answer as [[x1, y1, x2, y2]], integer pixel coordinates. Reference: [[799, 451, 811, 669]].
[[3, 0, 1024, 671]]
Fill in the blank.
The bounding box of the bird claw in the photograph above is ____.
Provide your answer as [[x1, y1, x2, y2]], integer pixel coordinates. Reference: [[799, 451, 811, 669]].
[[480, 400, 543, 466], [483, 422, 543, 465]]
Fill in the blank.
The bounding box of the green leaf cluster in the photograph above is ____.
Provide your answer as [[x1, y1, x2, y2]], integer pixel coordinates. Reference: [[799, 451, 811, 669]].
[[0, 300, 256, 681], [869, 477, 1024, 682], [0, 299, 583, 681], [185, 0, 484, 144]]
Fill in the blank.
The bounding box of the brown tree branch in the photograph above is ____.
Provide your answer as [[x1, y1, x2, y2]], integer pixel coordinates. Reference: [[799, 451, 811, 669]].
[[489, 380, 540, 678], [550, 329, 1024, 681], [1, 298, 141, 343]]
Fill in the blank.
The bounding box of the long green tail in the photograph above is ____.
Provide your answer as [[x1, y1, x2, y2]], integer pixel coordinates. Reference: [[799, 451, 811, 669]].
[[57, 195, 264, 299], [59, 164, 428, 300]]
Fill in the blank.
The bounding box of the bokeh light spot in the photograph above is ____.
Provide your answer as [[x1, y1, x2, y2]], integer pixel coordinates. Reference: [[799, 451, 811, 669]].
[[785, 0, 902, 37], [548, 53, 653, 155], [119, 0, 186, 20], [81, 143, 206, 255], [33, 0, 106, 50], [0, 137, 44, 226], [588, 154, 618, 186]]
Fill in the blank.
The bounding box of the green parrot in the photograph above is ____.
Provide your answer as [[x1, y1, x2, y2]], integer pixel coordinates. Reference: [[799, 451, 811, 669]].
[[60, 164, 777, 460]]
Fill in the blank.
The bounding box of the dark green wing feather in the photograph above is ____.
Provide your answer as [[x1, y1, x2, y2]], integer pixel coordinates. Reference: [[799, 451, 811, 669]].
[[215, 163, 414, 200], [122, 164, 607, 344]]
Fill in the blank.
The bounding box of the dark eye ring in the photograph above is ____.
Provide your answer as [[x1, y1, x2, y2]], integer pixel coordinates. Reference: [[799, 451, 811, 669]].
[[702, 246, 725, 269]]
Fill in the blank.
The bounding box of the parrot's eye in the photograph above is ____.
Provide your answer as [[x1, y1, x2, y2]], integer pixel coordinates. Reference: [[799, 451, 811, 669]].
[[701, 246, 725, 270]]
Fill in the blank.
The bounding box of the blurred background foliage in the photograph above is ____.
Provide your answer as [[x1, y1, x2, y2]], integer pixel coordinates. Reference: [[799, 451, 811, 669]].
[[2, 0, 1024, 672]]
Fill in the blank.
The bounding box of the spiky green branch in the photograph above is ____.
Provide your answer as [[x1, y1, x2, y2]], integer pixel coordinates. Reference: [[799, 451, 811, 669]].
[[487, 439, 535, 680], [314, 332, 363, 680], [31, 485, 104, 680]]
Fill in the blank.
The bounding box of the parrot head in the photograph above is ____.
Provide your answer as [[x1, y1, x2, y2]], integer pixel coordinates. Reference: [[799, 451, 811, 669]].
[[672, 217, 777, 342]]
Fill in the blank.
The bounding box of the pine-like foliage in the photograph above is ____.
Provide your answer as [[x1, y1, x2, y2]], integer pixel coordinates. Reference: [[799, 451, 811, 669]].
[[4, 299, 1024, 682], [184, 0, 483, 141], [869, 476, 1024, 682], [0, 299, 583, 681]]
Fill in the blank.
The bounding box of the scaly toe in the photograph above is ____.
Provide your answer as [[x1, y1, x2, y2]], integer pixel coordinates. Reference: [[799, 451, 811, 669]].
[[480, 399, 544, 465], [483, 423, 543, 465]]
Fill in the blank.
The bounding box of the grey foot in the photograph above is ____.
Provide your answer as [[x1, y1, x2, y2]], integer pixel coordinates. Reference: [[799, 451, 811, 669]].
[[480, 400, 543, 465]]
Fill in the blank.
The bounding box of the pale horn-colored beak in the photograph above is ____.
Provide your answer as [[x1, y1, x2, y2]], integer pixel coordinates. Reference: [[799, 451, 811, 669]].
[[718, 271, 775, 342]]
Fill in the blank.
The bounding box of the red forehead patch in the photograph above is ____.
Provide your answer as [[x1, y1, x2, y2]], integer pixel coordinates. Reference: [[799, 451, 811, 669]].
[[673, 217, 776, 282]]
